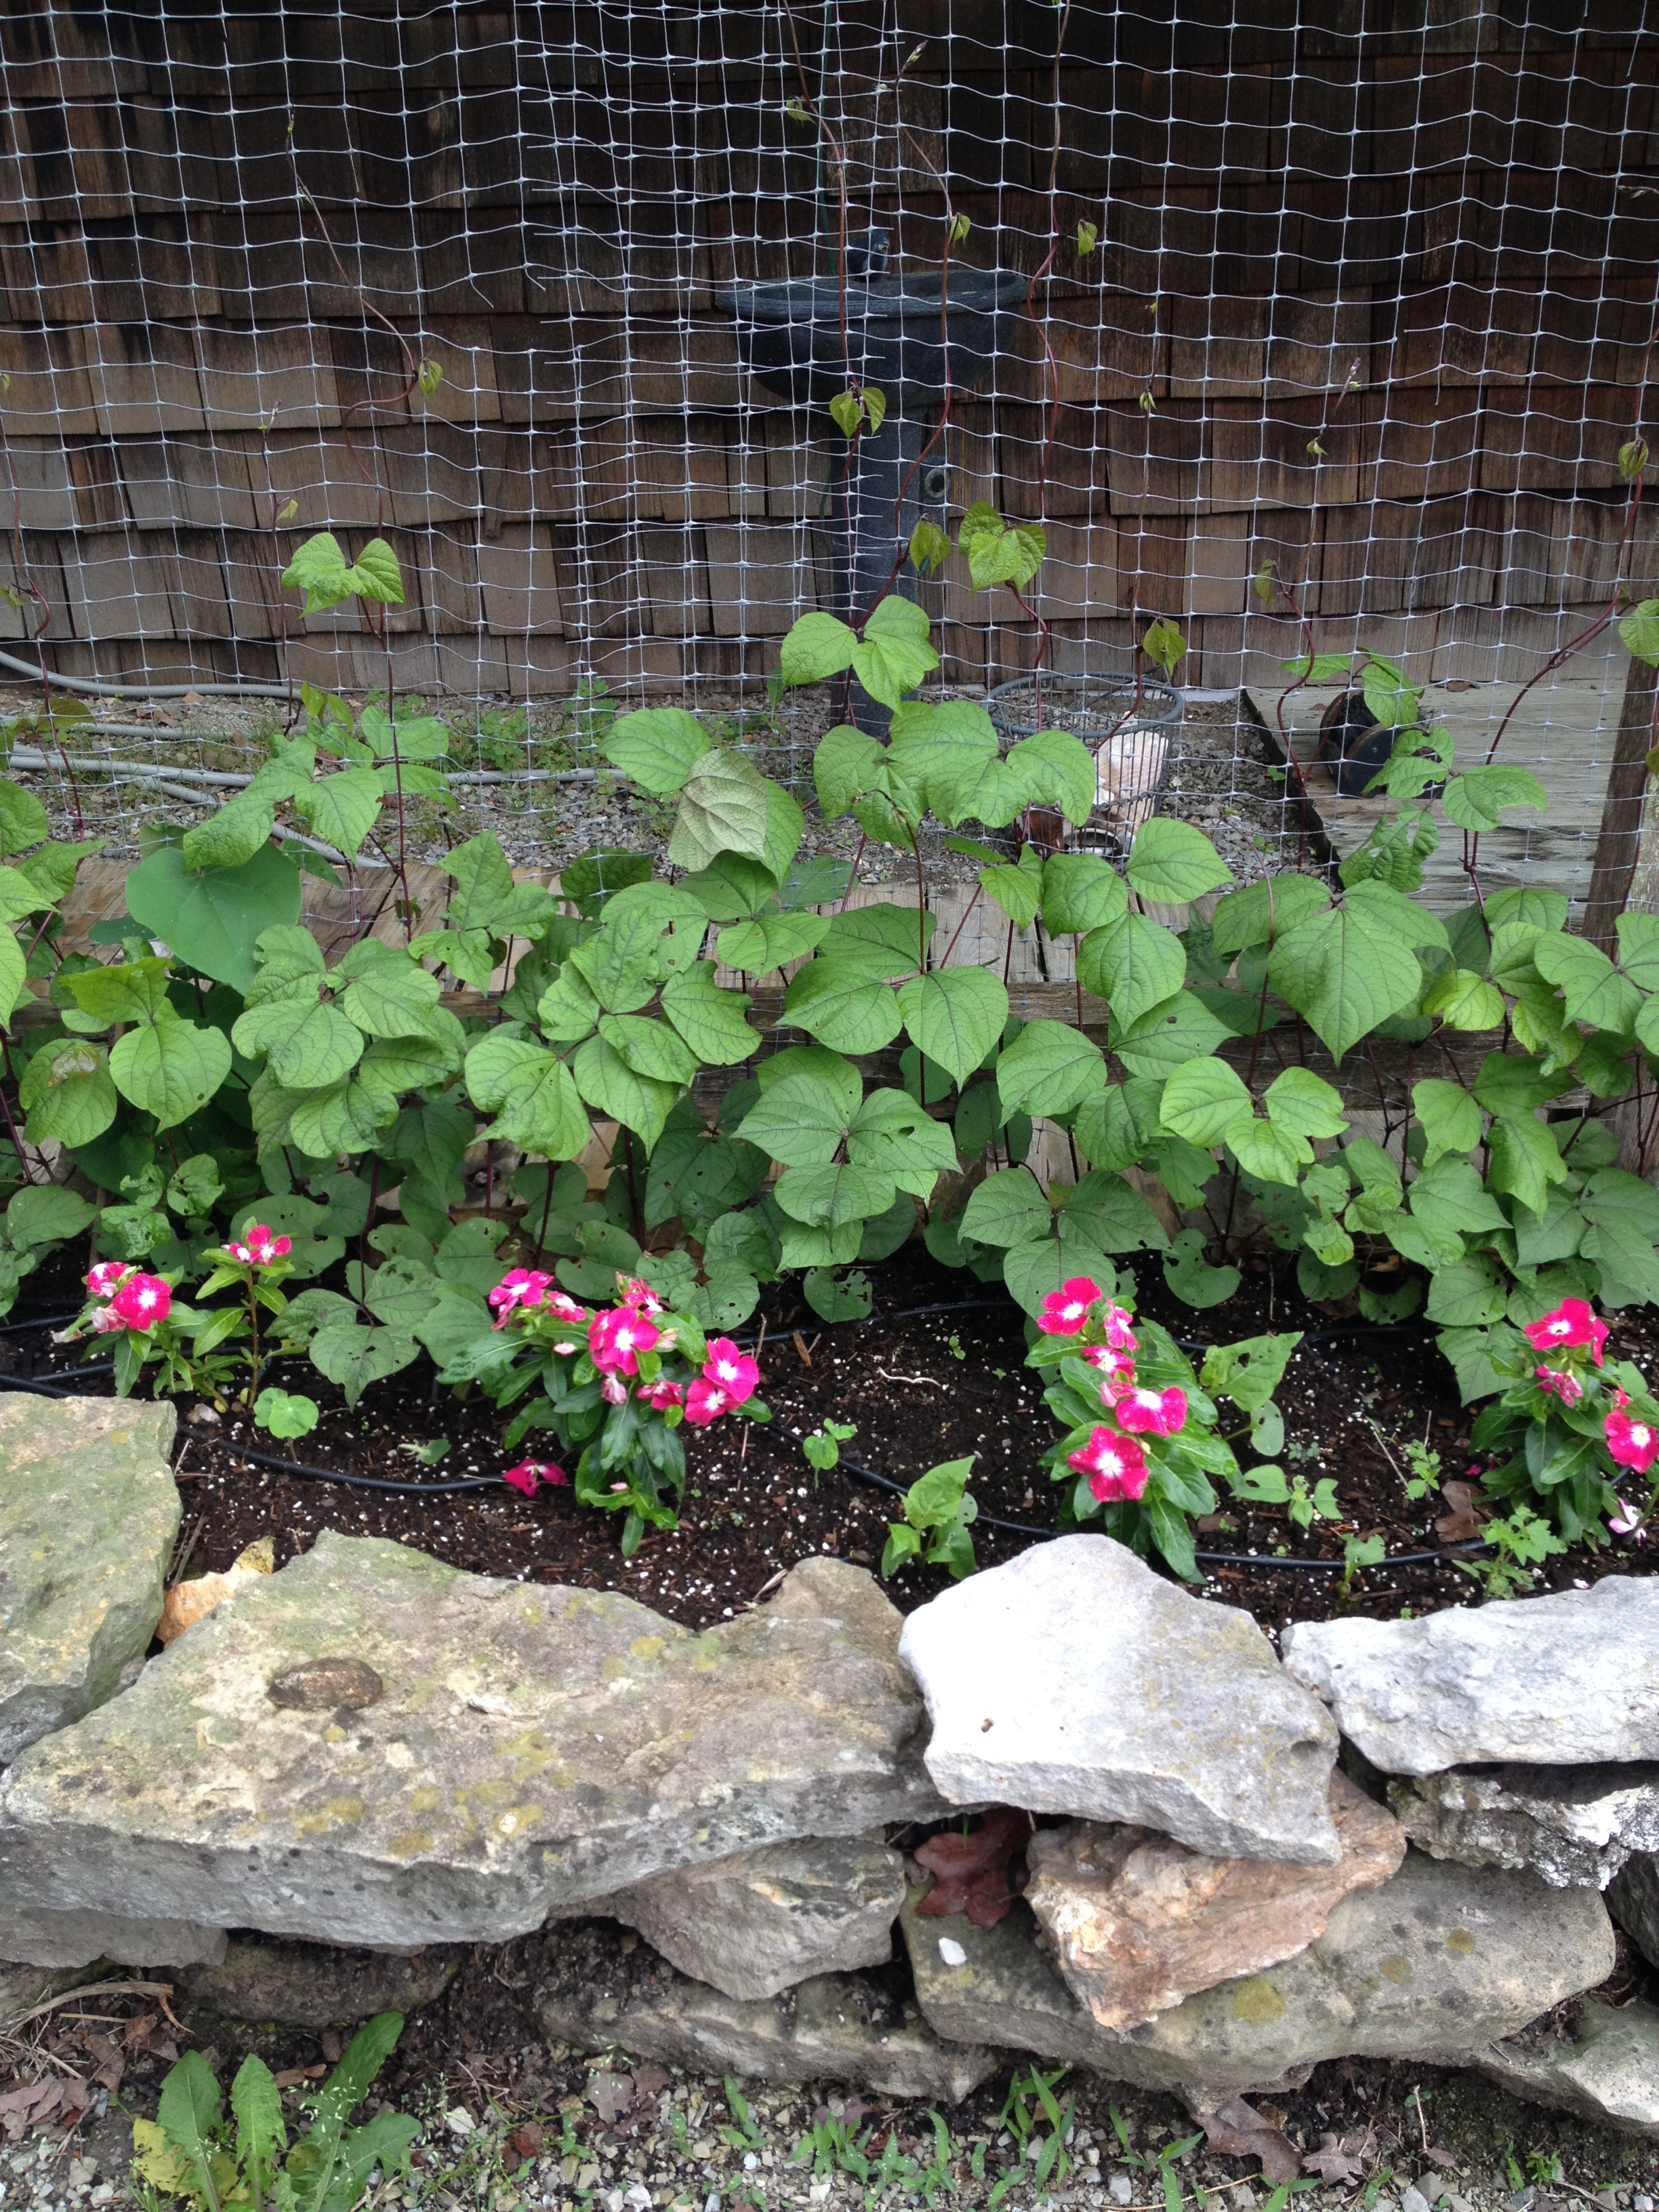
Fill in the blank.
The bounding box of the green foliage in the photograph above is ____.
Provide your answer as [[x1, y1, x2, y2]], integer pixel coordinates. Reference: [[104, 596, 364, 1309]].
[[136, 2012, 413, 2212], [880, 1455, 979, 1579]]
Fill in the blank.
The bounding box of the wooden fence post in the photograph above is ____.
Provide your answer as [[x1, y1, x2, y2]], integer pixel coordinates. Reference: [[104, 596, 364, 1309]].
[[1581, 649, 1659, 951]]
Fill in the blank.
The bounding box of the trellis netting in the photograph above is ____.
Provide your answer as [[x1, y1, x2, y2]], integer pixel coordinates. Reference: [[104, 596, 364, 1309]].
[[0, 0, 1654, 911]]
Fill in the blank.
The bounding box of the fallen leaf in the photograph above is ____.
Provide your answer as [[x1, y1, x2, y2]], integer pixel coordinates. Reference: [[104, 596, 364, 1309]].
[[630, 2064, 671, 2100], [158, 1536, 274, 1643], [1200, 2096, 1302, 2183], [273, 2067, 326, 2089], [510, 2124, 544, 2157], [914, 1806, 1030, 1929], [1303, 2133, 1366, 2186], [588, 2070, 634, 2127], [1435, 1481, 1488, 1546]]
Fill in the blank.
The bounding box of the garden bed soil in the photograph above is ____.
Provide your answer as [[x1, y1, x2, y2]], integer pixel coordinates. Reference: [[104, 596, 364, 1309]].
[[9, 1244, 1657, 1635]]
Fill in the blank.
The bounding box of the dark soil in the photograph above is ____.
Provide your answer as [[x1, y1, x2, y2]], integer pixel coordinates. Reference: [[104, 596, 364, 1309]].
[[10, 1240, 1658, 1635]]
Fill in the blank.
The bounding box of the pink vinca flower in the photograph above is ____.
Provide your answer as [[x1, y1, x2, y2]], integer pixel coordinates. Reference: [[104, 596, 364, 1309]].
[[488, 1267, 554, 1327], [600, 1372, 629, 1406], [703, 1337, 759, 1404], [1098, 1302, 1139, 1353], [241, 1225, 291, 1265], [86, 1261, 128, 1299], [1535, 1365, 1583, 1408], [618, 1275, 663, 1314], [1086, 1345, 1137, 1402], [1113, 1385, 1188, 1438], [500, 1458, 568, 1497], [1067, 1425, 1150, 1503], [1610, 1496, 1650, 1542], [110, 1273, 171, 1332], [589, 1307, 661, 1376], [89, 1303, 128, 1335], [1038, 1277, 1101, 1336], [638, 1377, 684, 1411], [1524, 1297, 1610, 1366], [1607, 1407, 1659, 1473], [549, 1291, 589, 1324], [683, 1377, 732, 1427]]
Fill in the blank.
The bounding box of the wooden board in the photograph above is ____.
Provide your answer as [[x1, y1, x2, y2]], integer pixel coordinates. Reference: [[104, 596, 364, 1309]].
[[1246, 657, 1631, 920]]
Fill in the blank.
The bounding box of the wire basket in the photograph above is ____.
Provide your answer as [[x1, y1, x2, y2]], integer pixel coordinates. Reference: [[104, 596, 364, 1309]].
[[985, 672, 1183, 857]]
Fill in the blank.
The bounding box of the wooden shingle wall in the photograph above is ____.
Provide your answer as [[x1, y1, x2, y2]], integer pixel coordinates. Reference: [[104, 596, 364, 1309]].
[[1, 2, 1656, 697]]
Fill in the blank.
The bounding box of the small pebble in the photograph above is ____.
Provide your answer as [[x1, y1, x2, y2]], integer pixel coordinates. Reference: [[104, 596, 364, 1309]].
[[1109, 2175, 1135, 2207], [1401, 2188, 1433, 2212], [1633, 2196, 1653, 2210], [938, 1937, 968, 1967]]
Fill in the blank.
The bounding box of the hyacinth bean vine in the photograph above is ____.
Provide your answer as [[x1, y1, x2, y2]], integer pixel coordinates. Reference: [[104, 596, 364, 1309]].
[[1, 519, 1658, 1561]]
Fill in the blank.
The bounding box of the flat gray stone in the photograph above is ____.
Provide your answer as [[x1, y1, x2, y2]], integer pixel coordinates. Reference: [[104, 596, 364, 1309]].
[[901, 1849, 1616, 2108], [0, 1536, 949, 1948], [577, 1832, 905, 2001], [897, 1535, 1340, 1865], [1475, 1997, 1659, 2137], [1390, 1765, 1659, 1888], [176, 1936, 461, 2028], [535, 1914, 995, 2103], [0, 1397, 178, 1763], [1608, 1852, 1659, 1967], [0, 1904, 225, 1971], [1282, 1580, 1659, 1775]]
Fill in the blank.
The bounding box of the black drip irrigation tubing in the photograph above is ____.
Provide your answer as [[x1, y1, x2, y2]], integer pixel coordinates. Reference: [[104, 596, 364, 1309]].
[[0, 1300, 1467, 1545]]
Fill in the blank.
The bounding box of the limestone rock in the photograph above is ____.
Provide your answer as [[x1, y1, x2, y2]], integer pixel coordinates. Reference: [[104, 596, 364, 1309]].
[[579, 1832, 905, 2001], [1025, 1770, 1406, 2032], [1607, 1852, 1659, 1967], [1282, 1580, 1659, 1774], [535, 1915, 995, 2103], [176, 1936, 461, 2028], [0, 1904, 225, 1971], [0, 1536, 949, 1949], [1390, 1763, 1659, 1888], [897, 1535, 1340, 1865], [0, 1397, 178, 1763], [1475, 1998, 1659, 2137], [902, 1850, 1616, 2108]]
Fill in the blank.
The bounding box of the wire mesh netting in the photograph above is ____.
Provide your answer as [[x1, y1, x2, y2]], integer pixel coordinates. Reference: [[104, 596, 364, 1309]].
[[0, 1, 1655, 908]]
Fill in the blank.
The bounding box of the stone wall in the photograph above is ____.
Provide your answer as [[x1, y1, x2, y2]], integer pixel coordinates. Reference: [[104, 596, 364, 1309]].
[[3, 1398, 1659, 2136]]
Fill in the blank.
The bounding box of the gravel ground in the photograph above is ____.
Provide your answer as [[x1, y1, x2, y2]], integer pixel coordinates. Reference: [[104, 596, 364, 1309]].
[[0, 682, 1303, 893], [3, 1954, 1657, 2212]]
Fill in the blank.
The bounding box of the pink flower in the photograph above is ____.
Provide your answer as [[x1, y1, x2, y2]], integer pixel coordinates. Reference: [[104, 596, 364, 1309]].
[[1525, 1297, 1610, 1366], [226, 1241, 252, 1263], [1614, 1387, 1632, 1411], [500, 1458, 568, 1496], [86, 1261, 127, 1298], [589, 1307, 661, 1376], [1039, 1277, 1101, 1335], [1610, 1496, 1650, 1542], [109, 1273, 171, 1332], [703, 1337, 759, 1404], [618, 1275, 663, 1314], [683, 1377, 732, 1426], [1607, 1407, 1659, 1473], [549, 1291, 589, 1323], [1535, 1365, 1583, 1408], [1099, 1302, 1139, 1352], [1113, 1385, 1187, 1437], [89, 1303, 128, 1334], [600, 1372, 628, 1406], [1086, 1345, 1137, 1402], [241, 1225, 291, 1266], [488, 1267, 554, 1326], [1067, 1425, 1149, 1502], [638, 1377, 684, 1410]]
